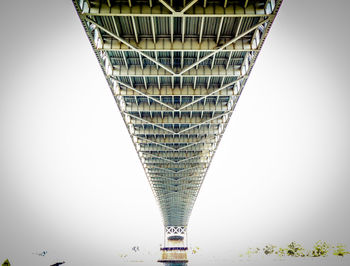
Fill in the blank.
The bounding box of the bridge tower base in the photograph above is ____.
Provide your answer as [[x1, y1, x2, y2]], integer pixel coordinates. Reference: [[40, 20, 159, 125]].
[[158, 226, 188, 263]]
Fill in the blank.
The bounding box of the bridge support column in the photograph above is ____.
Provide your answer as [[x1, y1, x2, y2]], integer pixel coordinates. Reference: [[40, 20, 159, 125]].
[[158, 226, 188, 263]]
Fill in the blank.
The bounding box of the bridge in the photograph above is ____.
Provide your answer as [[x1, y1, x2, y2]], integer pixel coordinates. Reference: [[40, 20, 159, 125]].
[[72, 0, 282, 262]]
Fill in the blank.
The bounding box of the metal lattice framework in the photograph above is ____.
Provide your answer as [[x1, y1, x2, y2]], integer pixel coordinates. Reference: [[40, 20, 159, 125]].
[[73, 0, 282, 228]]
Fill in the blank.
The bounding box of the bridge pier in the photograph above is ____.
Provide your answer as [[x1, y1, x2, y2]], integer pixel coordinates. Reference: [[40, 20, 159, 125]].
[[158, 226, 188, 263]]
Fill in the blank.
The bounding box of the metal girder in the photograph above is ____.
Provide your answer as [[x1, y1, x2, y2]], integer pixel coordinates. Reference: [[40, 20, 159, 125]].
[[120, 86, 236, 97], [159, 197, 198, 204], [125, 103, 229, 112], [73, 0, 283, 229], [131, 16, 139, 43], [136, 137, 216, 145], [157, 190, 199, 197], [160, 189, 199, 196], [112, 78, 177, 111], [170, 17, 174, 43], [153, 185, 201, 191], [140, 145, 209, 152], [143, 157, 205, 164], [154, 184, 201, 191], [144, 156, 207, 164], [125, 113, 177, 134], [199, 17, 204, 43], [141, 151, 205, 159], [138, 135, 209, 143], [134, 127, 220, 135], [143, 157, 207, 165], [118, 77, 242, 113], [153, 184, 201, 191], [176, 111, 232, 134], [85, 17, 176, 75], [161, 204, 194, 211], [142, 153, 176, 163], [147, 163, 207, 170], [148, 169, 205, 176], [179, 18, 269, 75], [178, 77, 245, 110], [112, 65, 241, 77], [136, 131, 221, 141], [135, 136, 178, 151], [100, 38, 259, 52], [152, 180, 203, 186], [129, 115, 226, 125], [158, 0, 176, 13], [147, 166, 206, 174], [151, 16, 156, 43], [152, 179, 202, 186], [216, 17, 224, 44], [82, 3, 272, 17], [150, 173, 203, 180], [160, 190, 200, 197]]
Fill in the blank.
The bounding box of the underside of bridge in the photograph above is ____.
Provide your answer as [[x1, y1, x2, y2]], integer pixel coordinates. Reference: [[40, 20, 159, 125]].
[[73, 0, 282, 257]]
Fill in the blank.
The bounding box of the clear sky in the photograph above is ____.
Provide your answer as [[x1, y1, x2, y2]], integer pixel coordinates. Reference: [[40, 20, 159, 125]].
[[1, 1, 350, 266]]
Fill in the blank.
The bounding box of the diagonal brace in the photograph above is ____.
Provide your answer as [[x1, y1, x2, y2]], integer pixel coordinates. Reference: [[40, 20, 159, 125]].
[[179, 18, 269, 75], [84, 17, 175, 75]]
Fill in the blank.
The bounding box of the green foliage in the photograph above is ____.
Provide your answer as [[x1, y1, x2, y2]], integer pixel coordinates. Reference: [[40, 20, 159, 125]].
[[2, 259, 10, 266], [191, 246, 200, 254], [277, 247, 285, 257], [263, 244, 276, 255], [246, 247, 260, 257], [333, 244, 350, 257], [286, 241, 305, 257], [241, 241, 350, 258], [309, 241, 329, 257]]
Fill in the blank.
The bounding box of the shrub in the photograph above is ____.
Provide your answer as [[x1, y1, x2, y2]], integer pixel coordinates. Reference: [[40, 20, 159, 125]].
[[333, 244, 350, 257]]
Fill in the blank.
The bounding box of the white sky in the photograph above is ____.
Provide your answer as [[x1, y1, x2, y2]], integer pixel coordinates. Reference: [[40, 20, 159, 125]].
[[1, 1, 350, 265]]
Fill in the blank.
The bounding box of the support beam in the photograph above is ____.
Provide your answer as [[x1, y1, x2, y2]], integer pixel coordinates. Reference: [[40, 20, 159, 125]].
[[151, 17, 156, 43], [112, 65, 241, 78], [85, 18, 176, 75], [134, 127, 220, 136], [73, 0, 282, 231], [179, 18, 269, 75], [199, 17, 204, 44], [129, 115, 226, 125], [178, 76, 245, 110], [170, 17, 174, 43], [100, 38, 259, 52], [131, 16, 139, 43], [83, 3, 272, 17], [111, 77, 177, 111], [122, 51, 128, 69], [141, 145, 208, 152], [177, 111, 232, 134], [235, 17, 243, 37], [226, 51, 233, 70], [159, 0, 176, 13], [182, 17, 186, 44], [216, 17, 224, 44], [181, 0, 199, 13], [135, 136, 178, 151], [125, 112, 177, 134], [139, 54, 144, 69], [154, 51, 159, 69]]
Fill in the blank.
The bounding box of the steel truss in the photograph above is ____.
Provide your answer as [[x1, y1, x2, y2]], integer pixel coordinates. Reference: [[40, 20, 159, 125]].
[[73, 0, 282, 231]]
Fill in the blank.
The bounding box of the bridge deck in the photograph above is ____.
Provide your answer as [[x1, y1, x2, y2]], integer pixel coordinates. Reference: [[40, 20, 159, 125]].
[[73, 0, 282, 227]]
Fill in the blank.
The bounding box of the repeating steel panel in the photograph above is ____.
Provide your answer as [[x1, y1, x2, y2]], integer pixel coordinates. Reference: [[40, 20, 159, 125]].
[[73, 0, 282, 227]]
